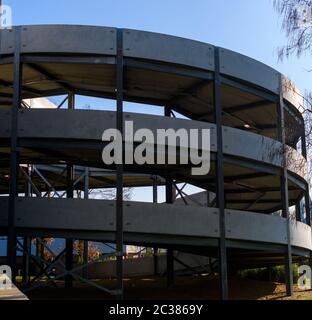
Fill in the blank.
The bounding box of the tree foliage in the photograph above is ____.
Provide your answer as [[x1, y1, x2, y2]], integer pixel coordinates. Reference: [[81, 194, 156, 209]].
[[274, 0, 312, 60], [274, 0, 312, 182]]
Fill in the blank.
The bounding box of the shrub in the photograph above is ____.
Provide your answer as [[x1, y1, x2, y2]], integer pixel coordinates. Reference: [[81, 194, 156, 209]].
[[238, 264, 299, 283]]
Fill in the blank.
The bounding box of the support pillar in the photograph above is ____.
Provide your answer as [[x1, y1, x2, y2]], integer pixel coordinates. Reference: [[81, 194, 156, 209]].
[[83, 167, 89, 279], [7, 27, 22, 283], [301, 120, 312, 272], [152, 176, 158, 276], [277, 77, 293, 297], [164, 122, 175, 286], [35, 238, 44, 275], [166, 247, 174, 287], [213, 47, 229, 300], [116, 29, 124, 300], [295, 201, 301, 222], [22, 237, 31, 284], [65, 162, 74, 288], [22, 167, 31, 284], [301, 119, 311, 226], [65, 92, 75, 288], [305, 192, 311, 226]]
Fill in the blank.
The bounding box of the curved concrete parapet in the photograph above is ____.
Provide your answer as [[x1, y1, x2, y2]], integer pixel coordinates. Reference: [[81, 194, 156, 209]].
[[0, 25, 118, 56], [0, 197, 310, 253], [0, 108, 307, 181], [0, 25, 305, 113]]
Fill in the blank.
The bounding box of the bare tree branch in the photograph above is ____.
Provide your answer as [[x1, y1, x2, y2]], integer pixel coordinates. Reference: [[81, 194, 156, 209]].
[[275, 0, 312, 183]]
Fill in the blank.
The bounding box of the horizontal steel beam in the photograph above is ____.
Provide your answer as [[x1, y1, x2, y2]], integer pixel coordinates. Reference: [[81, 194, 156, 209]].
[[124, 58, 214, 81]]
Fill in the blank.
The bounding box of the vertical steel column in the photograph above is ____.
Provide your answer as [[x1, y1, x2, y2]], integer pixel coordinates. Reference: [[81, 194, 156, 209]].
[[213, 47, 229, 300], [277, 77, 293, 297], [166, 177, 174, 287], [207, 191, 211, 207], [65, 165, 74, 288], [83, 167, 89, 279], [301, 104, 312, 272], [22, 165, 31, 284], [22, 237, 31, 284], [166, 247, 174, 287], [65, 92, 75, 288], [306, 190, 312, 274], [164, 104, 175, 286], [7, 27, 22, 282], [301, 122, 307, 160], [152, 176, 158, 276], [295, 201, 301, 222], [305, 192, 311, 226], [116, 29, 124, 300], [35, 238, 43, 274], [153, 176, 158, 204], [301, 124, 311, 226]]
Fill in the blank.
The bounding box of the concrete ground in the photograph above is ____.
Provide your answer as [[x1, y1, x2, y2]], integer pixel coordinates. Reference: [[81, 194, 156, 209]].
[[21, 275, 312, 300], [0, 276, 29, 300]]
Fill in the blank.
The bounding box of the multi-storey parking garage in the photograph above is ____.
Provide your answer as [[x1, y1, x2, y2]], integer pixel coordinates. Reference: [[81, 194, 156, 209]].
[[0, 25, 310, 299]]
